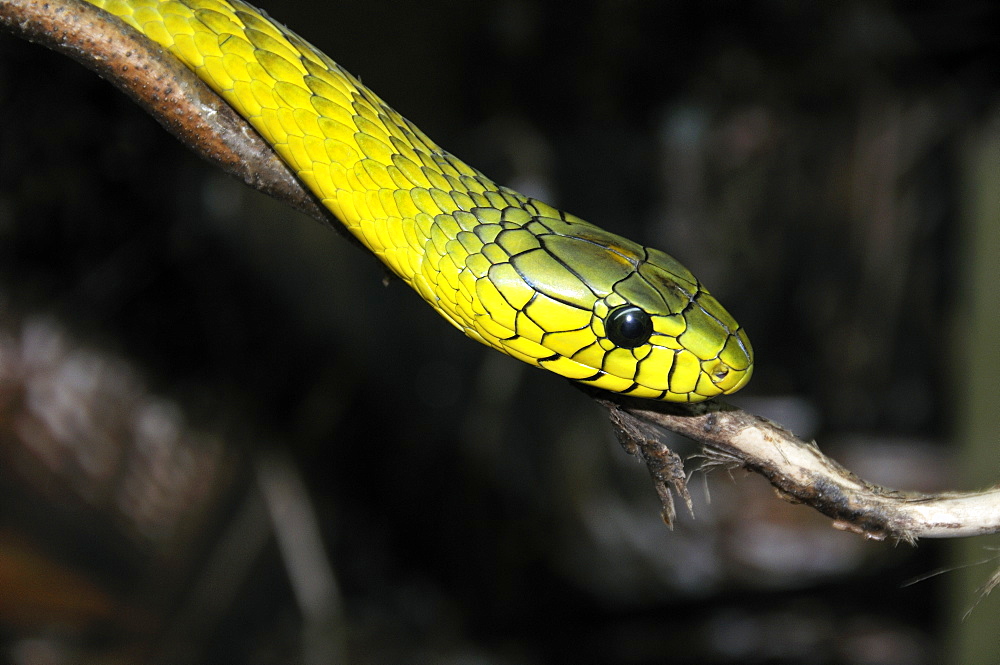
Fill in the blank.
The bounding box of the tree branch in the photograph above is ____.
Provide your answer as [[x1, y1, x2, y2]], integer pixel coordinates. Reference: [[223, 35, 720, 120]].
[[594, 394, 1000, 542], [0, 0, 333, 225], [3, 0, 998, 545]]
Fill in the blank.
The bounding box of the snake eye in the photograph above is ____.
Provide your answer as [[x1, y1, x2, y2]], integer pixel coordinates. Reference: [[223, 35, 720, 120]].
[[606, 305, 653, 349]]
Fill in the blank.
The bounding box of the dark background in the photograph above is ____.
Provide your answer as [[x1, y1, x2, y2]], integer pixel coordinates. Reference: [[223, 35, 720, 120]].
[[1, 0, 999, 663]]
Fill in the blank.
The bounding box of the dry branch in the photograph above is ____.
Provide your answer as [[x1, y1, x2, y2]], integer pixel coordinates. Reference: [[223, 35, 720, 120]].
[[595, 394, 1000, 541], [3, 0, 998, 544]]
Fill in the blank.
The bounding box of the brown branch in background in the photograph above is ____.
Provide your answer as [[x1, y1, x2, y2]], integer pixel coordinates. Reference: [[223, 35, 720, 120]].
[[0, 0, 332, 225], [4, 0, 1000, 545]]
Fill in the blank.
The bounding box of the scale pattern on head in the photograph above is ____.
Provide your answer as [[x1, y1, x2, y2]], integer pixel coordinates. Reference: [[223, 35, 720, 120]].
[[83, 0, 753, 401], [431, 196, 753, 401]]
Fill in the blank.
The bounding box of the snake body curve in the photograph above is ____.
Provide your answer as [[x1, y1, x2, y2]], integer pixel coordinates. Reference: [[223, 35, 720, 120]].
[[83, 0, 752, 402]]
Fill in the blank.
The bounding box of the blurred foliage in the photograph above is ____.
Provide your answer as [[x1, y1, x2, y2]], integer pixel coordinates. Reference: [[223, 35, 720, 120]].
[[0, 0, 998, 663]]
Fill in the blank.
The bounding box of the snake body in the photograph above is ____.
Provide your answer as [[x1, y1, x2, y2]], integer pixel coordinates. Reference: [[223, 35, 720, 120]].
[[82, 0, 752, 402]]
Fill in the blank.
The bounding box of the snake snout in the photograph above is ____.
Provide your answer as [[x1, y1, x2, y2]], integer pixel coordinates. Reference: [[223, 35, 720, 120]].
[[708, 360, 753, 394], [705, 327, 754, 395]]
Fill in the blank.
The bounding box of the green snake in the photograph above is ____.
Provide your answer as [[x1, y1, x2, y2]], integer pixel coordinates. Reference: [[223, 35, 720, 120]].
[[79, 0, 752, 402]]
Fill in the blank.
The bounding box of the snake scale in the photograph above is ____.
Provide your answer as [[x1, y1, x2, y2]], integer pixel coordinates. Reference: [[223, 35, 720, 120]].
[[81, 0, 753, 402]]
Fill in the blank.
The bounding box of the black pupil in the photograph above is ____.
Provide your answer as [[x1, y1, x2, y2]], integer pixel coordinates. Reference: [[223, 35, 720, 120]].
[[606, 306, 653, 349]]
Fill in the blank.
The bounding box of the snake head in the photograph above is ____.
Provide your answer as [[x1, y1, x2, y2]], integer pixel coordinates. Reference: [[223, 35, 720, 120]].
[[616, 244, 754, 400], [466, 212, 753, 402]]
